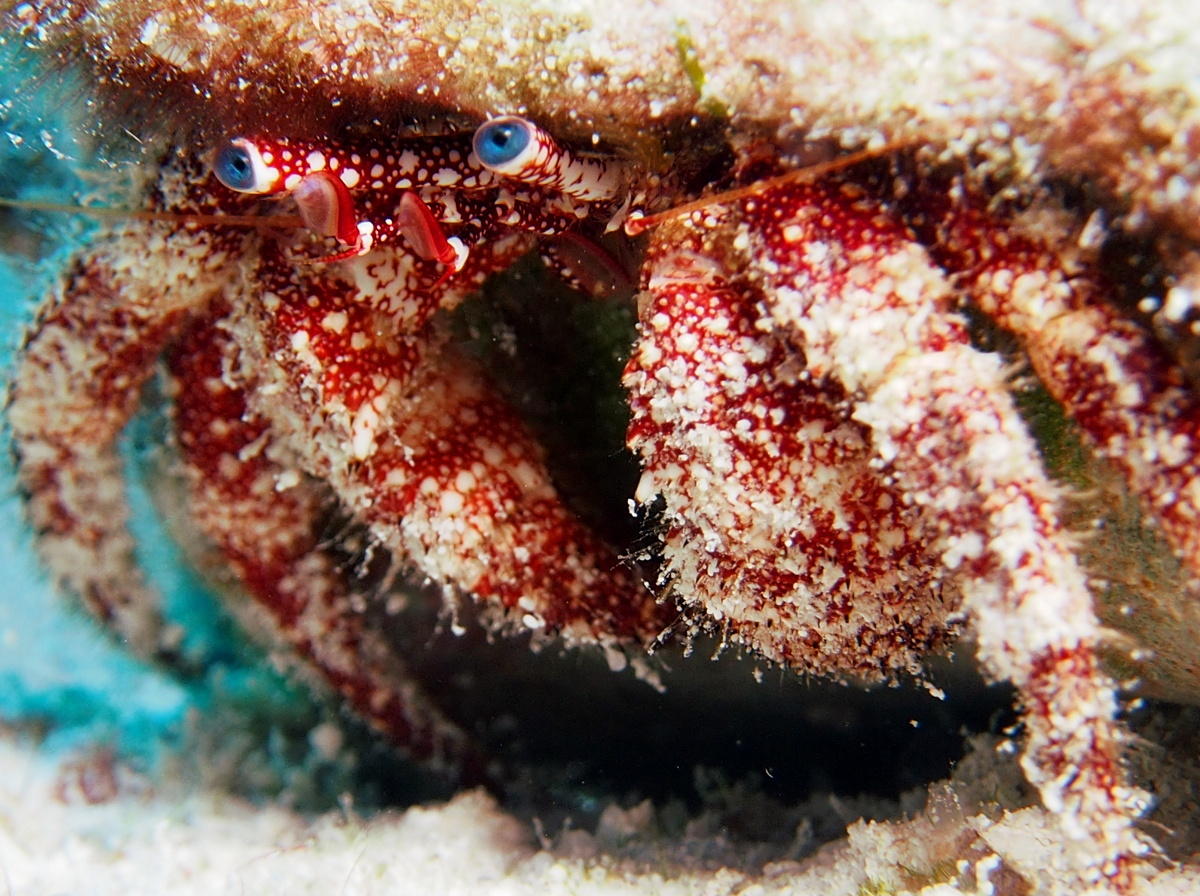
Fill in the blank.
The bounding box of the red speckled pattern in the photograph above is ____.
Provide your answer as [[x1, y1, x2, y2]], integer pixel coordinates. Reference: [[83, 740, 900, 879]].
[[625, 177, 1146, 888], [910, 191, 1200, 579], [626, 231, 955, 677], [236, 130, 611, 263], [10, 142, 661, 780], [13, 126, 1187, 888], [745, 179, 1141, 888]]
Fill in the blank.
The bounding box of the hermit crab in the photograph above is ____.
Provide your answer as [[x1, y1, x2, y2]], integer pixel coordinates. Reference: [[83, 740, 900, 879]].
[[7, 109, 1166, 890], [8, 116, 675, 778], [8, 1, 1200, 892]]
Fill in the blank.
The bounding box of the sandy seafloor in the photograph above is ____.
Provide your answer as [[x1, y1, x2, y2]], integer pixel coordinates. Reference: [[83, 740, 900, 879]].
[[3, 723, 1200, 895], [5, 15, 1200, 896]]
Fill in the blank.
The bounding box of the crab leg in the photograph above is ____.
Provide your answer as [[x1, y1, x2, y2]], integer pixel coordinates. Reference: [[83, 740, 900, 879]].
[[230, 244, 669, 661], [733, 180, 1143, 887], [914, 194, 1200, 582], [8, 218, 240, 661], [626, 229, 956, 678], [359, 355, 665, 648], [166, 309, 487, 780]]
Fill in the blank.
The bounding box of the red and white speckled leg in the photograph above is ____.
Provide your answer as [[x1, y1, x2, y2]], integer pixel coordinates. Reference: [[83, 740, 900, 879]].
[[918, 194, 1200, 581], [626, 230, 956, 678], [167, 309, 487, 780], [358, 355, 666, 652], [9, 218, 240, 659], [737, 180, 1144, 888], [228, 242, 668, 662]]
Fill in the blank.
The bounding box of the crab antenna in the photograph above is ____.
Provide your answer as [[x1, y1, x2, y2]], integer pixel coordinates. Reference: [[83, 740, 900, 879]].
[[624, 143, 907, 236], [0, 196, 304, 231]]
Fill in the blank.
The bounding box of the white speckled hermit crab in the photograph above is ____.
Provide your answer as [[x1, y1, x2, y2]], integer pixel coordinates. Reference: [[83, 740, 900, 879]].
[[9, 116, 674, 779], [12, 110, 1180, 889], [11, 2, 1200, 890]]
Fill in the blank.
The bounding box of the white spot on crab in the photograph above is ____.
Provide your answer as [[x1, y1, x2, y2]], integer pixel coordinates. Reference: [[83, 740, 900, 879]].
[[321, 311, 348, 333], [349, 391, 394, 460], [803, 240, 830, 265], [1163, 286, 1196, 324], [439, 489, 465, 514], [397, 149, 419, 172], [275, 469, 301, 491], [942, 532, 985, 569], [447, 237, 469, 272], [782, 223, 805, 243], [350, 409, 380, 459]]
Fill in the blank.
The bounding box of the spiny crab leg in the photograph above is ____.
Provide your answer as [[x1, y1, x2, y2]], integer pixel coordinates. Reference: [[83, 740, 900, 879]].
[[234, 244, 671, 662], [167, 309, 488, 781], [735, 179, 1145, 887], [910, 192, 1200, 581], [7, 214, 247, 662], [625, 229, 958, 678]]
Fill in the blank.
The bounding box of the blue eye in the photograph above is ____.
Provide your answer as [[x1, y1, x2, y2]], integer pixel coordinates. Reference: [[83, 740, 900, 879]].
[[214, 139, 270, 193], [473, 117, 533, 169]]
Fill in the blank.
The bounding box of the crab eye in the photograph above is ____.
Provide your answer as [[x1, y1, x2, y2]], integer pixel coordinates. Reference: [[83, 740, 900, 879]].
[[473, 116, 534, 171], [214, 138, 275, 193]]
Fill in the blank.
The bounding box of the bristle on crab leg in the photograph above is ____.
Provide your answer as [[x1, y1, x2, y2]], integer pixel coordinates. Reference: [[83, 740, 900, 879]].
[[626, 230, 957, 678], [736, 180, 1146, 887], [0, 195, 304, 232], [8, 217, 245, 661], [166, 311, 487, 779], [233, 246, 671, 661], [623, 144, 908, 237], [343, 348, 668, 650], [921, 197, 1200, 582]]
